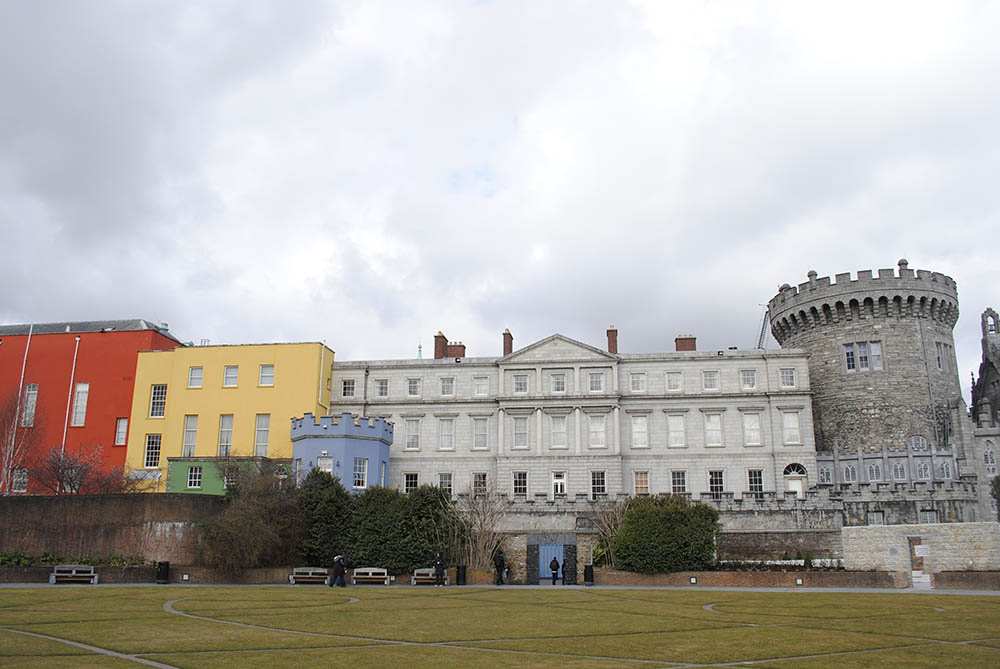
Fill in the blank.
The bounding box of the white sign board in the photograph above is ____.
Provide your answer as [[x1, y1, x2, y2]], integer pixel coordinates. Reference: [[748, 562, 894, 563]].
[[914, 545, 930, 557]]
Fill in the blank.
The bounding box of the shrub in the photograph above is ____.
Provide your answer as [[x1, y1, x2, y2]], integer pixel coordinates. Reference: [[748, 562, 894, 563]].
[[611, 495, 720, 574], [298, 469, 353, 566], [349, 486, 411, 573]]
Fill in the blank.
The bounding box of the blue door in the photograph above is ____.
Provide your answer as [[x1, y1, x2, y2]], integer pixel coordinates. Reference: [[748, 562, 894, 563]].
[[538, 544, 564, 584]]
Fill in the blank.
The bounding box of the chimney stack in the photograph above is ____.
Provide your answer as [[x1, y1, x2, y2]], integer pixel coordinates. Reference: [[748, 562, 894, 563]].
[[675, 334, 696, 352], [446, 341, 466, 357], [434, 331, 448, 359], [606, 325, 618, 354], [503, 328, 513, 356]]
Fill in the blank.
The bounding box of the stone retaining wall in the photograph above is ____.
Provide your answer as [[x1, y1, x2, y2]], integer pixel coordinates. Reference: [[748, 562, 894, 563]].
[[593, 568, 908, 588], [842, 522, 1000, 572], [931, 571, 1000, 590]]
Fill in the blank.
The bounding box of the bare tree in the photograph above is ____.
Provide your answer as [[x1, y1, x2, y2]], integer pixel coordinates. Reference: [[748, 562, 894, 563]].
[[0, 390, 41, 495], [594, 495, 632, 568], [446, 484, 508, 569], [30, 444, 134, 495]]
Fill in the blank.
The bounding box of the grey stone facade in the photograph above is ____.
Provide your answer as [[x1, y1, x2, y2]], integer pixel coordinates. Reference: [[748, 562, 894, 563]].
[[842, 522, 1000, 572]]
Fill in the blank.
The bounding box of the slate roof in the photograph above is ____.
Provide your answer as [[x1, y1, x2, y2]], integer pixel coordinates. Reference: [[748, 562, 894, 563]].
[[0, 319, 182, 343]]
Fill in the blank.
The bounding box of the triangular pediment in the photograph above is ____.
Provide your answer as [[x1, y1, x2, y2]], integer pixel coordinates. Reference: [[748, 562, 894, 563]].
[[502, 334, 617, 364]]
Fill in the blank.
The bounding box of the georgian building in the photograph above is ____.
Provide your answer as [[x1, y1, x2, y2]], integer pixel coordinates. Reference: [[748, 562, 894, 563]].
[[331, 328, 818, 502]]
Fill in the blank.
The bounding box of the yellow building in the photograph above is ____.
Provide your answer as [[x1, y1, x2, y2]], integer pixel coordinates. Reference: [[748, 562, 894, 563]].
[[125, 343, 334, 492]]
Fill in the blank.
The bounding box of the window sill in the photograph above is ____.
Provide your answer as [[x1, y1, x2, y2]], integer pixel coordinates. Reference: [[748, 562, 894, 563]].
[[667, 444, 688, 449]]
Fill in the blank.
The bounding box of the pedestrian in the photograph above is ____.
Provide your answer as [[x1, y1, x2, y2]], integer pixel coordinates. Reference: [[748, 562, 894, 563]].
[[493, 549, 505, 585], [433, 551, 446, 587], [550, 556, 560, 585], [330, 554, 347, 588]]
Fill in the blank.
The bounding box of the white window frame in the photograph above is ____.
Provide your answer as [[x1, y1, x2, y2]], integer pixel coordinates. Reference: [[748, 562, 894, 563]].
[[70, 382, 89, 427], [870, 341, 884, 370], [513, 374, 528, 394], [473, 376, 488, 396], [472, 417, 488, 450], [666, 371, 683, 392], [551, 373, 566, 393], [867, 511, 884, 526], [630, 373, 646, 393], [375, 378, 389, 397], [255, 414, 270, 457], [182, 415, 198, 457], [513, 416, 529, 449], [819, 467, 832, 484], [589, 372, 604, 393], [845, 343, 856, 372], [919, 509, 938, 524], [187, 466, 202, 490], [591, 470, 607, 498], [223, 365, 239, 387], [671, 470, 687, 494], [144, 434, 161, 469], [473, 472, 487, 496], [702, 370, 720, 391], [588, 414, 606, 448], [12, 467, 28, 493], [440, 377, 455, 397], [404, 419, 421, 451], [437, 418, 455, 451], [844, 464, 858, 483], [633, 470, 650, 496], [550, 414, 567, 449], [631, 415, 648, 448], [218, 414, 233, 457], [115, 417, 128, 446], [317, 456, 333, 474], [740, 369, 757, 390], [704, 413, 723, 447], [342, 379, 356, 398], [551, 471, 567, 496], [407, 378, 421, 397], [353, 457, 368, 489], [742, 412, 762, 446], [21, 384, 38, 427], [404, 472, 419, 493], [667, 414, 686, 448], [747, 469, 764, 498], [782, 411, 802, 444], [708, 470, 725, 500], [187, 366, 203, 389], [892, 461, 907, 481], [438, 472, 453, 496], [867, 463, 882, 482], [259, 364, 274, 386], [513, 471, 528, 495], [149, 384, 167, 418], [779, 368, 796, 388]]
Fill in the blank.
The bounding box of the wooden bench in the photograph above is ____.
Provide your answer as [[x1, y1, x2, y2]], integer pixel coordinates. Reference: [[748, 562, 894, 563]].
[[411, 567, 448, 586], [288, 567, 329, 585], [352, 567, 390, 585], [49, 564, 98, 585]]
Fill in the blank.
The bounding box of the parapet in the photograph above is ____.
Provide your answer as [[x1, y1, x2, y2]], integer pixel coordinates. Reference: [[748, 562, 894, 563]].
[[768, 259, 959, 343], [290, 412, 394, 444]]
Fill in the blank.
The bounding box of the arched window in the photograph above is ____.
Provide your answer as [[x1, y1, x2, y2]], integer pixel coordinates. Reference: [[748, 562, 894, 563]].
[[938, 461, 952, 479], [985, 442, 997, 476], [819, 467, 832, 484], [907, 436, 928, 451], [867, 463, 882, 482], [783, 463, 808, 476], [892, 461, 906, 481], [917, 461, 931, 480], [844, 465, 857, 483]]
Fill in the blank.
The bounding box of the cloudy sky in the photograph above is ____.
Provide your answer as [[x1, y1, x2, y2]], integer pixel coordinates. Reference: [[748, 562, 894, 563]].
[[1, 1, 998, 394]]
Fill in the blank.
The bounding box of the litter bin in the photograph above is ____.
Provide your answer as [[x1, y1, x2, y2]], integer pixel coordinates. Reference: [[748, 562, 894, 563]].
[[456, 565, 467, 586], [155, 561, 169, 584], [584, 564, 594, 586]]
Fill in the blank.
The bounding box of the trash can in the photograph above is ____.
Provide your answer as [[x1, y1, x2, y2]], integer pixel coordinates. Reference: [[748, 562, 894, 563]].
[[456, 565, 467, 586], [155, 561, 169, 584], [584, 564, 594, 586]]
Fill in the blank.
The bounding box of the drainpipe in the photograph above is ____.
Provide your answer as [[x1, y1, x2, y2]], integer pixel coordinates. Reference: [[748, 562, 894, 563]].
[[362, 366, 370, 417], [61, 336, 81, 455], [4, 325, 32, 494]]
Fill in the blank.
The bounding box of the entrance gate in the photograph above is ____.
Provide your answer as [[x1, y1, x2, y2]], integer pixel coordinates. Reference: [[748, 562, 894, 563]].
[[538, 544, 564, 584]]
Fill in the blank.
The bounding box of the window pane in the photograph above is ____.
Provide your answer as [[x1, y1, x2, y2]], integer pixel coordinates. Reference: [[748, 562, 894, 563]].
[[589, 415, 605, 447], [70, 383, 89, 426], [743, 413, 761, 445], [144, 434, 161, 468], [704, 414, 722, 446], [259, 364, 274, 385], [473, 418, 488, 449], [255, 414, 270, 457], [513, 417, 529, 448], [224, 366, 239, 386], [668, 414, 686, 447], [149, 384, 167, 418], [631, 415, 648, 447], [115, 417, 128, 446], [188, 367, 203, 388], [183, 415, 198, 457], [218, 415, 233, 456]]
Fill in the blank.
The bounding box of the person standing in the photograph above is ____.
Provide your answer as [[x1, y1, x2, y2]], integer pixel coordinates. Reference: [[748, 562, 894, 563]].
[[434, 552, 446, 587], [329, 554, 347, 588], [493, 549, 505, 586], [549, 556, 560, 585]]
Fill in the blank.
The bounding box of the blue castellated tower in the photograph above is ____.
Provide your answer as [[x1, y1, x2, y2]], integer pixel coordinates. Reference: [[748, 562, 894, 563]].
[[290, 412, 393, 491]]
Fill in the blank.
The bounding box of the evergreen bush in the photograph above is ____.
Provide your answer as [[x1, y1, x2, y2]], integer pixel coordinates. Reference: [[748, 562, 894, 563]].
[[297, 469, 353, 566], [611, 495, 720, 573]]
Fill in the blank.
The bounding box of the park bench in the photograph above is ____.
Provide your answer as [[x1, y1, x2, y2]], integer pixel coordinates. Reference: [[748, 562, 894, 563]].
[[411, 567, 448, 586], [352, 567, 390, 585], [49, 564, 98, 585], [288, 567, 329, 585]]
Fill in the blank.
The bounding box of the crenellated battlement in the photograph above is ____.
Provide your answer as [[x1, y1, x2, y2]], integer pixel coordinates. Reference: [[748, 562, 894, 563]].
[[768, 259, 959, 345], [290, 412, 394, 444]]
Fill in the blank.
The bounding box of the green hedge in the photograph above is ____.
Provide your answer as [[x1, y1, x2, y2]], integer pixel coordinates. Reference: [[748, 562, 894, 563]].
[[611, 496, 720, 573]]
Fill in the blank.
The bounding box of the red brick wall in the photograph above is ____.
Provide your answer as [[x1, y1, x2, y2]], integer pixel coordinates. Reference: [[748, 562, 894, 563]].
[[594, 568, 907, 589], [932, 571, 1000, 590]]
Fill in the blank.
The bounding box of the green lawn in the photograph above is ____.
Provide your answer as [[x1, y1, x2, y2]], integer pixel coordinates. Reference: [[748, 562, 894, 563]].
[[0, 586, 998, 667]]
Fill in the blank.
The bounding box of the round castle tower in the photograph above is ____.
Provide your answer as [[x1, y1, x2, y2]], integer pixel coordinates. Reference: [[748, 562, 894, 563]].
[[768, 259, 962, 454]]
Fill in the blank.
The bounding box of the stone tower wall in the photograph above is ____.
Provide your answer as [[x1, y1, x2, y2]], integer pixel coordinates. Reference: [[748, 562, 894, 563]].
[[768, 260, 962, 453]]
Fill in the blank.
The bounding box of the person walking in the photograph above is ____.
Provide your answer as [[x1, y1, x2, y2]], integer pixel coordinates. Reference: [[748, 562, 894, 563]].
[[549, 556, 560, 585], [329, 554, 347, 588], [433, 552, 446, 587], [493, 549, 505, 586]]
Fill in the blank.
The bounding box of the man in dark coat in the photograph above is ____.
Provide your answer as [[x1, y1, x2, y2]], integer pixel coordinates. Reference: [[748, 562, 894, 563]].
[[550, 556, 560, 585], [433, 552, 446, 587], [493, 549, 505, 585], [329, 554, 347, 587]]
